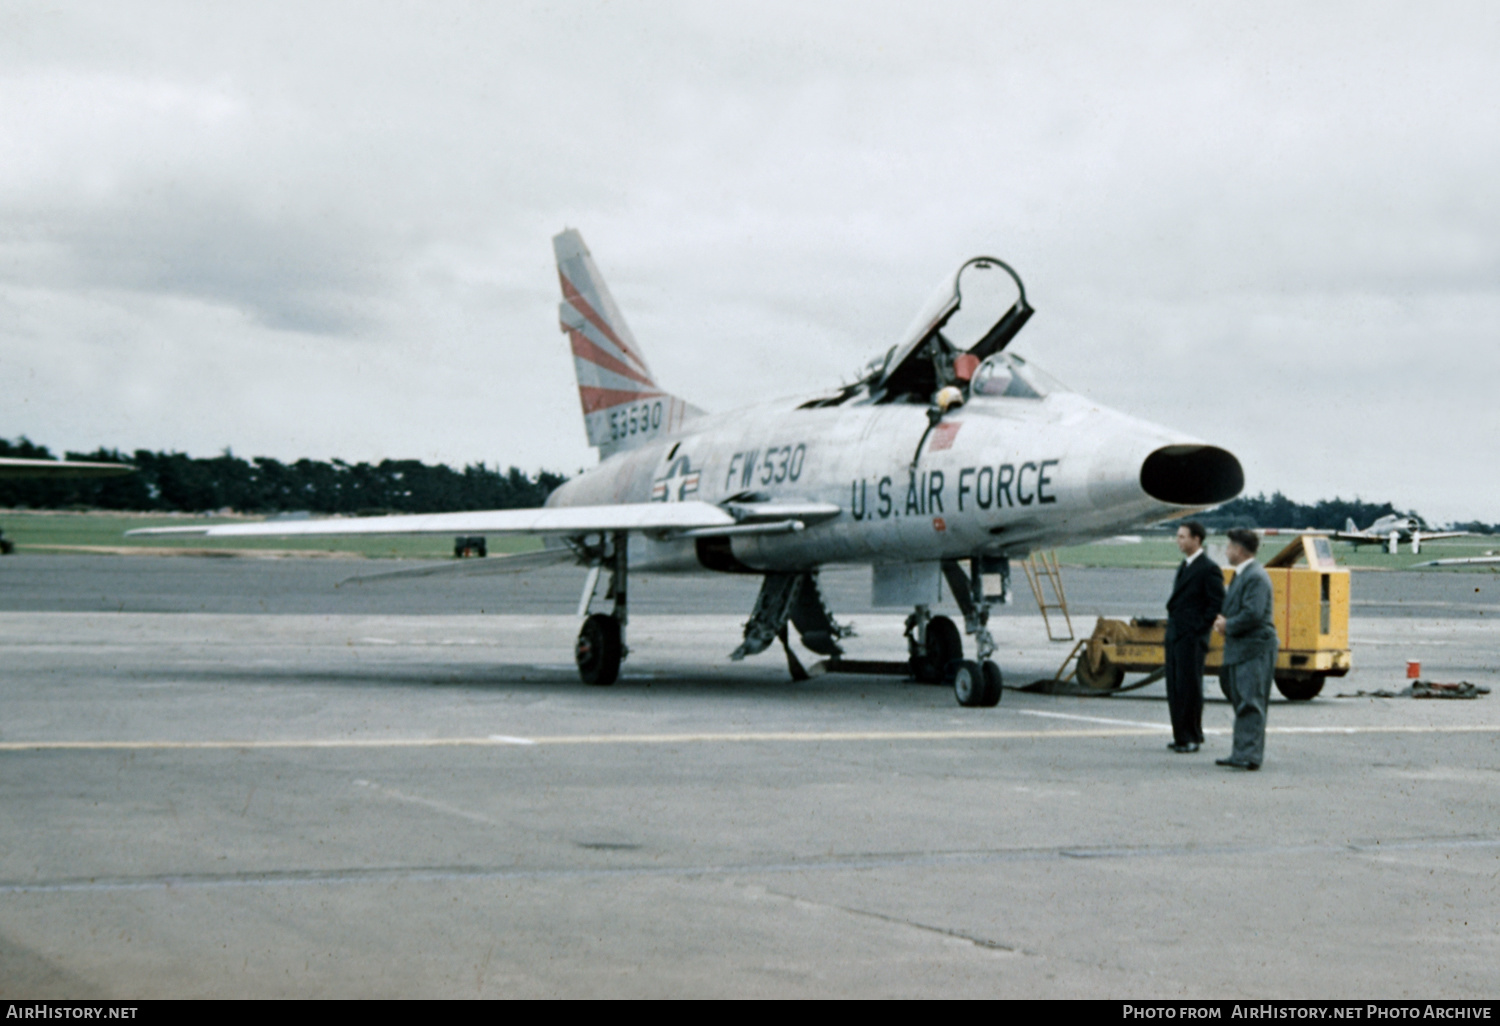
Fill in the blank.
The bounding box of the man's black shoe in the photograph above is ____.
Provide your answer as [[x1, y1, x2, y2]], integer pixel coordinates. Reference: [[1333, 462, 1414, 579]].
[[1216, 758, 1259, 770], [1168, 742, 1200, 753]]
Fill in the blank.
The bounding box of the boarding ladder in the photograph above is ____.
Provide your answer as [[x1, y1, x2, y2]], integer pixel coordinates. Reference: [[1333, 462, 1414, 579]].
[[1022, 550, 1074, 642]]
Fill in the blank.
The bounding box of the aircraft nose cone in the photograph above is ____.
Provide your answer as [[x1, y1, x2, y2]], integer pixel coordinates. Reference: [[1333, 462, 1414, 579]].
[[1139, 445, 1244, 506]]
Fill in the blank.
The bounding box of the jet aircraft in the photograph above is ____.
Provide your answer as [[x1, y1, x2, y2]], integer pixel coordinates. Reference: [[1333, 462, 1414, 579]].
[[131, 230, 1245, 706]]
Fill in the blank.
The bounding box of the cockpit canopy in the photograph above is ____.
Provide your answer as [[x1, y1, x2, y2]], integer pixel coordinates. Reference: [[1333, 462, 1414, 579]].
[[801, 255, 1065, 409]]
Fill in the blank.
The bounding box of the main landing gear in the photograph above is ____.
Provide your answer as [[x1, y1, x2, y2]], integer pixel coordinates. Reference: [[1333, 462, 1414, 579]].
[[575, 531, 628, 686], [903, 558, 1006, 707]]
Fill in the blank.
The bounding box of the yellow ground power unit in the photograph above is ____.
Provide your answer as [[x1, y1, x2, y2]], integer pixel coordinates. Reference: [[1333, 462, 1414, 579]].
[[1070, 535, 1352, 700]]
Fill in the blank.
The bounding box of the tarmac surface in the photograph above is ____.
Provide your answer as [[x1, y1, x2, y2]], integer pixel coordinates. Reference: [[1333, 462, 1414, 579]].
[[1, 554, 1497, 998]]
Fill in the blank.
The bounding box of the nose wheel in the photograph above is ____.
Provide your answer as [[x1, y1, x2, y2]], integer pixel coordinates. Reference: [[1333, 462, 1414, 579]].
[[947, 659, 1003, 707]]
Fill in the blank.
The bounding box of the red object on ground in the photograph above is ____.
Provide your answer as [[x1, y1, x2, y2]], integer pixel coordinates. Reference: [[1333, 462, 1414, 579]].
[[1406, 661, 1421, 679]]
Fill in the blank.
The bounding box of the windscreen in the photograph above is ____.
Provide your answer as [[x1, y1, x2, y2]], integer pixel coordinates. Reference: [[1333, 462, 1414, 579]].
[[970, 352, 1067, 399]]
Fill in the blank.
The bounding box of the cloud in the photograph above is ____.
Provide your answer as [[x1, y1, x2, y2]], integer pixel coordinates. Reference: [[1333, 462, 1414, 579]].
[[0, 1, 1496, 519]]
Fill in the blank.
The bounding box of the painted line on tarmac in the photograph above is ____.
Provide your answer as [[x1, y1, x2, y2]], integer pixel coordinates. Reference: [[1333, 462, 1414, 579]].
[[2, 723, 1498, 753], [2, 835, 1496, 896], [0, 729, 1158, 752], [1015, 710, 1175, 731]]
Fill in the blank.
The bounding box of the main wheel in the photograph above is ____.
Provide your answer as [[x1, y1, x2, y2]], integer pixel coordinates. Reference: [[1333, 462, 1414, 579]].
[[1275, 675, 1324, 701], [980, 660, 1003, 706], [1075, 654, 1125, 690], [947, 659, 987, 707], [911, 615, 962, 684], [576, 613, 622, 686]]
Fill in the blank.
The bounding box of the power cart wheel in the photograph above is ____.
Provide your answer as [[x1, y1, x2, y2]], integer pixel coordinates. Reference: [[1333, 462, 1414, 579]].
[[1076, 654, 1125, 690], [1275, 675, 1324, 701]]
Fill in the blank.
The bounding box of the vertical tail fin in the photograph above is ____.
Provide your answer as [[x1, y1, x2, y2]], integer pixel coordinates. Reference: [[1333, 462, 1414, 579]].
[[553, 229, 702, 458]]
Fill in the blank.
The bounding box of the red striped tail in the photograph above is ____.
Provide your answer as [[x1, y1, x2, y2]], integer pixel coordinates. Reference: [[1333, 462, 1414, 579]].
[[554, 229, 701, 458]]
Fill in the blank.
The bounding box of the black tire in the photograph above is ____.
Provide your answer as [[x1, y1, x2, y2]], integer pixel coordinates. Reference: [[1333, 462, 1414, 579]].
[[947, 659, 986, 707], [980, 660, 1003, 706], [1076, 654, 1125, 690], [911, 615, 963, 684], [576, 614, 622, 686], [1275, 675, 1324, 701]]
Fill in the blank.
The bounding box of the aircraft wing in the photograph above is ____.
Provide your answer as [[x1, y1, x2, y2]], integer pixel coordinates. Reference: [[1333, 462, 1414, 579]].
[[125, 500, 841, 541], [0, 457, 135, 479]]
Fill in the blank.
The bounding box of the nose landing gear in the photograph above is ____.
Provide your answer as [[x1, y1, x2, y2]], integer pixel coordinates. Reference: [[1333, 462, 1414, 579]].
[[947, 659, 1002, 707], [937, 557, 1007, 707]]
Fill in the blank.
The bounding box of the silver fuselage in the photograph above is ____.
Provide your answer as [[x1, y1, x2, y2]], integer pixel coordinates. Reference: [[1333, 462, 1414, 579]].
[[547, 386, 1226, 573]]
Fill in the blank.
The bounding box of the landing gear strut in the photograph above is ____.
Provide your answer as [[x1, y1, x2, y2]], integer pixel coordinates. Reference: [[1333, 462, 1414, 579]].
[[905, 606, 962, 684], [732, 572, 851, 680], [575, 531, 628, 686], [937, 557, 1005, 707]]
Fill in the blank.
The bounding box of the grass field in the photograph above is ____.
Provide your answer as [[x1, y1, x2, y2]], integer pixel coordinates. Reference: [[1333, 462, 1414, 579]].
[[0, 509, 1495, 570]]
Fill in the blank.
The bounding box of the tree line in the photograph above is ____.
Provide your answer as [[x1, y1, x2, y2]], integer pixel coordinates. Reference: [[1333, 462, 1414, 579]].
[[0, 437, 567, 515]]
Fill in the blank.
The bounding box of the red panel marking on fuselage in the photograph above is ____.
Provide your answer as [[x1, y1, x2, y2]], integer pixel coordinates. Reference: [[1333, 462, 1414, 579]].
[[929, 422, 962, 452]]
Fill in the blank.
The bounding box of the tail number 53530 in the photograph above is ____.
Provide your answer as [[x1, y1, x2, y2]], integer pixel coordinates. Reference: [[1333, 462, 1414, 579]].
[[608, 401, 663, 441]]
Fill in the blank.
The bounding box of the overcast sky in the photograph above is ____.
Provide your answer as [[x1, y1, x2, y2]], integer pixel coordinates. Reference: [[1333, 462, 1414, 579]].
[[2, 1, 1496, 522]]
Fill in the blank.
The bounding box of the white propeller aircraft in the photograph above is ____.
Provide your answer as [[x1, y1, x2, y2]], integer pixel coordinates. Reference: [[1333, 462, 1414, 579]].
[[0, 457, 134, 479], [130, 230, 1244, 706], [1264, 515, 1468, 555]]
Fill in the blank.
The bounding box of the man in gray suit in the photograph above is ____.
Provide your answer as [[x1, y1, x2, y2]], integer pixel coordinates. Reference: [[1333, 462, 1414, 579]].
[[1212, 528, 1279, 770]]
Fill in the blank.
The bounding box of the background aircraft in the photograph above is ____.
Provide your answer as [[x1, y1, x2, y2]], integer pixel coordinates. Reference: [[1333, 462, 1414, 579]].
[[0, 457, 133, 553], [1265, 515, 1468, 554], [132, 231, 1244, 705], [0, 457, 135, 479]]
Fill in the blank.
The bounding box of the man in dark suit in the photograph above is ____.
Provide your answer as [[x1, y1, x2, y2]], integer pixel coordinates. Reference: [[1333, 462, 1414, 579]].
[[1164, 521, 1225, 753], [1213, 527, 1280, 770]]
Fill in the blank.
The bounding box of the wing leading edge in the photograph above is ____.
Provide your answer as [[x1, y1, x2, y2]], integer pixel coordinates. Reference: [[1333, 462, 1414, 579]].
[[125, 500, 841, 540]]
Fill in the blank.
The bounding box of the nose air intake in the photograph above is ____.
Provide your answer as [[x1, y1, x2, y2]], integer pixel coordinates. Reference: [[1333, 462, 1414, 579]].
[[1140, 445, 1244, 506]]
